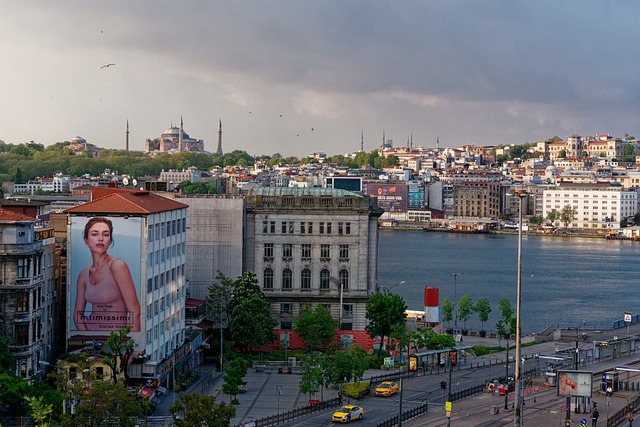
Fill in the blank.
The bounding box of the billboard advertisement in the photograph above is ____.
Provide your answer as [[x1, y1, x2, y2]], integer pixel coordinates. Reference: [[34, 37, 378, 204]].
[[365, 183, 409, 212], [69, 216, 143, 333], [557, 370, 593, 397]]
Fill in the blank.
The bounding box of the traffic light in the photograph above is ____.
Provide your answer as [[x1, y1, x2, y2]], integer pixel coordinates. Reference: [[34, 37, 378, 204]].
[[440, 381, 447, 390]]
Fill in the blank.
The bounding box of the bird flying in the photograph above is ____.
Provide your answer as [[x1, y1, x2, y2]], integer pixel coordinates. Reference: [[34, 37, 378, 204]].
[[100, 63, 116, 69]]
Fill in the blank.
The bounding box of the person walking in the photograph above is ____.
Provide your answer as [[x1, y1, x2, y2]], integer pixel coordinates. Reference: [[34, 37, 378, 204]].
[[606, 386, 612, 406], [591, 407, 599, 427], [627, 411, 634, 427]]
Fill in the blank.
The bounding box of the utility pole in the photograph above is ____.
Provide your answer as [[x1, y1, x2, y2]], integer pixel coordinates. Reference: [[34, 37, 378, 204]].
[[451, 273, 460, 330], [514, 190, 526, 427], [447, 351, 453, 427]]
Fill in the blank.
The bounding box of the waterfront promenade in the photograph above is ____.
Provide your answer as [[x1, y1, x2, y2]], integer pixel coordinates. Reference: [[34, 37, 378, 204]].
[[153, 321, 640, 427]]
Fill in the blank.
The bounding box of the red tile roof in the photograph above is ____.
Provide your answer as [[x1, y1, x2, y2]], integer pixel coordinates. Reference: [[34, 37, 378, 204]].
[[65, 188, 188, 215], [0, 208, 35, 221]]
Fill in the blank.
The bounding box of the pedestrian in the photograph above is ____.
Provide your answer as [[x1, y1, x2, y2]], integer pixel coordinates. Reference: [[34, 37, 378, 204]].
[[592, 407, 599, 427], [606, 386, 612, 406], [338, 391, 343, 405], [627, 411, 634, 427]]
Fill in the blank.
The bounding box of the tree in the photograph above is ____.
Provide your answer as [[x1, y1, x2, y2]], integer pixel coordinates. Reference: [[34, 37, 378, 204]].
[[0, 373, 28, 416], [365, 292, 408, 356], [0, 334, 12, 374], [299, 352, 324, 401], [441, 298, 454, 327], [26, 396, 53, 427], [103, 327, 134, 384], [60, 380, 142, 427], [322, 346, 368, 386], [293, 305, 338, 351], [458, 295, 474, 329], [496, 298, 516, 343], [412, 329, 456, 350], [229, 293, 277, 351], [222, 358, 248, 403], [560, 205, 577, 228], [547, 209, 560, 227], [474, 297, 492, 331], [528, 215, 544, 226], [169, 392, 235, 427], [558, 149, 567, 159]]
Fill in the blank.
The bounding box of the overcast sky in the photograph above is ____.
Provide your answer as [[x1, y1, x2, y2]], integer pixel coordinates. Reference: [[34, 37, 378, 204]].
[[1, 1, 638, 158]]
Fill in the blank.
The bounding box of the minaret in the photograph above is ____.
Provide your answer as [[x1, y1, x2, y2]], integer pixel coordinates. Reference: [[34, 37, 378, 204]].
[[179, 116, 184, 152], [216, 119, 223, 156], [360, 131, 364, 152], [125, 120, 129, 151], [437, 137, 440, 151]]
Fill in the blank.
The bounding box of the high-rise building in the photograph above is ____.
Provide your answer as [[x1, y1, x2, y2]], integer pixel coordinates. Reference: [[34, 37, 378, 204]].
[[64, 189, 197, 387]]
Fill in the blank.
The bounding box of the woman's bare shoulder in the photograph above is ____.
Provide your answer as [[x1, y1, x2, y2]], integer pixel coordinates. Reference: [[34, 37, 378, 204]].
[[110, 258, 131, 270]]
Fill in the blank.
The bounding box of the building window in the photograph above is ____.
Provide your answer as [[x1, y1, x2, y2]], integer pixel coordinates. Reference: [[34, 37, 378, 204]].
[[319, 222, 324, 234], [338, 222, 344, 235], [327, 222, 332, 234], [300, 221, 306, 234], [263, 220, 268, 233], [263, 268, 273, 289], [17, 292, 29, 312], [15, 323, 29, 346], [320, 269, 330, 290], [283, 243, 293, 259], [342, 304, 353, 318], [301, 244, 311, 259], [339, 269, 349, 291], [339, 244, 349, 260], [281, 221, 287, 234], [321, 244, 330, 259], [345, 222, 351, 234], [280, 322, 292, 330], [307, 222, 313, 234], [282, 268, 293, 290], [280, 303, 293, 314], [270, 221, 276, 233], [301, 268, 311, 290], [17, 258, 30, 279], [264, 243, 274, 258]]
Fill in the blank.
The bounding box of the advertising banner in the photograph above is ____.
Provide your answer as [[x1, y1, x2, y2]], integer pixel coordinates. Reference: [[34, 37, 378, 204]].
[[69, 216, 142, 333], [557, 370, 593, 397]]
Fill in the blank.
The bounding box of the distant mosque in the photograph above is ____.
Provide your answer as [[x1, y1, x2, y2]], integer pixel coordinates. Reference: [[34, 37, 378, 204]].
[[144, 118, 223, 155]]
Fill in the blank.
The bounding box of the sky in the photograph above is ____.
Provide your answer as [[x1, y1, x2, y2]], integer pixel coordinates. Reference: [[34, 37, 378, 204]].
[[1, 1, 639, 158]]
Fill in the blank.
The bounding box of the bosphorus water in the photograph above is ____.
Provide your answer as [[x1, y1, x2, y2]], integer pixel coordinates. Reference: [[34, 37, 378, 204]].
[[377, 230, 640, 334]]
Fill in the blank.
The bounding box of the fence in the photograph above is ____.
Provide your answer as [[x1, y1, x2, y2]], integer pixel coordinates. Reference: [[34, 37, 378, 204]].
[[607, 395, 640, 427], [232, 397, 339, 427]]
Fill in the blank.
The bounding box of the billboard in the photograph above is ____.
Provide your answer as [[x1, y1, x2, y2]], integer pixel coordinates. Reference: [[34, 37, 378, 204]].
[[365, 183, 409, 212], [69, 216, 143, 333], [557, 370, 593, 397]]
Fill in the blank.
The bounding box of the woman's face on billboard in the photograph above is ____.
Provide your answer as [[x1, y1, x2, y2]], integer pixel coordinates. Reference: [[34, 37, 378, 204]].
[[85, 222, 112, 253]]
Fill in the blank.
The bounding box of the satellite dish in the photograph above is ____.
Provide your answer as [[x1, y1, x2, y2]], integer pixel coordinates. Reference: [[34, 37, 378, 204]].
[[132, 179, 138, 187], [122, 177, 129, 186]]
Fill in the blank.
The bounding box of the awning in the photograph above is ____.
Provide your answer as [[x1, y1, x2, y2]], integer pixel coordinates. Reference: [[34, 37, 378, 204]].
[[138, 387, 154, 399]]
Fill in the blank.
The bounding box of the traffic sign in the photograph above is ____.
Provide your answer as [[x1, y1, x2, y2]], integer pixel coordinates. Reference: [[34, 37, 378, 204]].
[[625, 311, 632, 322], [445, 401, 452, 411]]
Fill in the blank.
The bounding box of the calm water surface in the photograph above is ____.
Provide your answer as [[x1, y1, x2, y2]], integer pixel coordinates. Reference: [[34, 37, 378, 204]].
[[377, 230, 640, 334]]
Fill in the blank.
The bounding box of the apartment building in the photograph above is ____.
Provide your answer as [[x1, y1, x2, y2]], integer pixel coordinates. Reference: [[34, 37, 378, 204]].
[[0, 210, 57, 378]]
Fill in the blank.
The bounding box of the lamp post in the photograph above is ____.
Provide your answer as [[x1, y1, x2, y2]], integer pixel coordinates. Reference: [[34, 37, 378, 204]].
[[513, 190, 526, 427], [276, 385, 283, 413], [451, 273, 460, 330], [376, 280, 406, 293]]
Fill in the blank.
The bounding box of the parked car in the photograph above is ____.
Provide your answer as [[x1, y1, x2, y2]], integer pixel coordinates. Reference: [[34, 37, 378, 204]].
[[374, 381, 399, 397], [332, 405, 364, 423]]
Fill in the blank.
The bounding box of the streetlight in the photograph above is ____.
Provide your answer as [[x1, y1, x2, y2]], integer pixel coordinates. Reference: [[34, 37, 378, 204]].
[[451, 274, 460, 330], [513, 190, 526, 427], [376, 280, 406, 293]]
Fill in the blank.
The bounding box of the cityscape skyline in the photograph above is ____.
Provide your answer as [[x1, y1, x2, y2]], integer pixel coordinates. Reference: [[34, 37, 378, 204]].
[[1, 2, 639, 157]]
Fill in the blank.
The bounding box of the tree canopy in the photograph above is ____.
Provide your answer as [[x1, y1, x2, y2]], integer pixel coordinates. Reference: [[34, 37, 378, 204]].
[[169, 392, 236, 427], [293, 305, 338, 351], [365, 292, 408, 356]]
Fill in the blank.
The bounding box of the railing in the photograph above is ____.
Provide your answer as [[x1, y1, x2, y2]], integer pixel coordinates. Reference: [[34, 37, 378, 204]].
[[606, 394, 640, 427], [232, 397, 340, 427]]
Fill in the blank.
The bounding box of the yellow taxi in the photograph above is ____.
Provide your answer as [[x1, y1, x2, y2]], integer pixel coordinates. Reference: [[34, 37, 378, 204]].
[[374, 381, 399, 397], [331, 405, 364, 423]]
